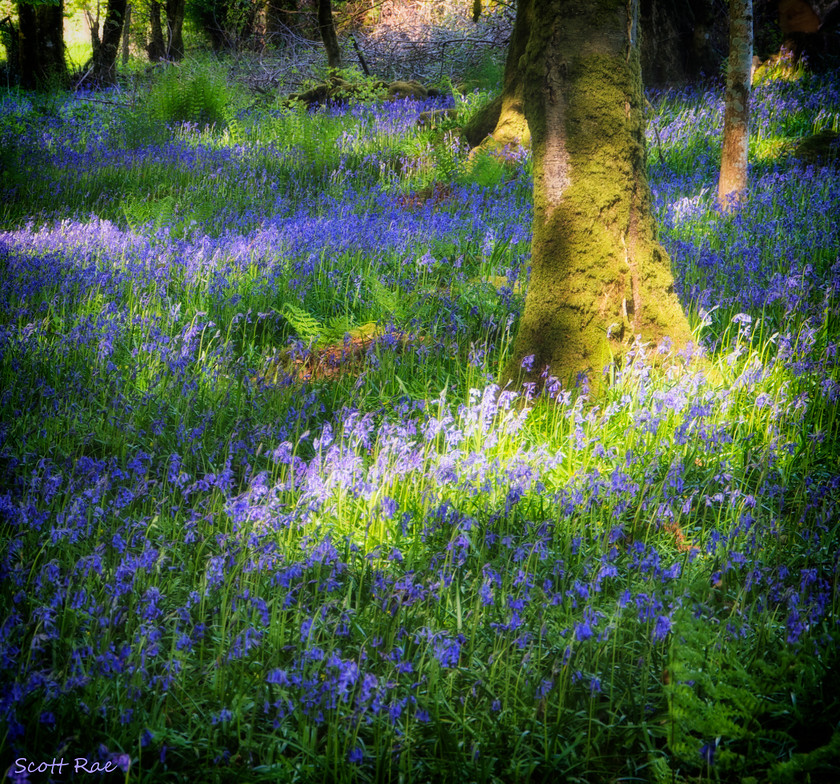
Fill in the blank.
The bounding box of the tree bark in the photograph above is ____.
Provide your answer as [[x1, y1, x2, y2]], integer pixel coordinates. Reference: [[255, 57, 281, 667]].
[[121, 3, 131, 66], [91, 0, 128, 85], [165, 0, 185, 59], [147, 0, 165, 60], [17, 0, 67, 89], [147, 0, 184, 59], [463, 0, 530, 149], [717, 0, 752, 210], [504, 0, 691, 394], [317, 0, 341, 70]]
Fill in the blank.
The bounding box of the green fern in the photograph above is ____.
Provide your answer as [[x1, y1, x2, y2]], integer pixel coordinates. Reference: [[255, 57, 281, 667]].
[[323, 315, 354, 343], [365, 274, 404, 322], [147, 63, 230, 129], [664, 608, 789, 776], [122, 194, 176, 233], [279, 302, 323, 344], [222, 105, 245, 145]]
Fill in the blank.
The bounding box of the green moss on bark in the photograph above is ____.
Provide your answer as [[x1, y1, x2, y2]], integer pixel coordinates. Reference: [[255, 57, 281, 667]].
[[462, 0, 531, 151]]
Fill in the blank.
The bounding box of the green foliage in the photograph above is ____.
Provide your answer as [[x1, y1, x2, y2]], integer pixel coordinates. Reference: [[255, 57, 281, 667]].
[[459, 48, 504, 92], [665, 603, 840, 779], [146, 60, 233, 128], [328, 68, 391, 105], [665, 609, 778, 775], [279, 301, 324, 345], [462, 147, 510, 188], [3, 63, 840, 783], [122, 193, 177, 232]]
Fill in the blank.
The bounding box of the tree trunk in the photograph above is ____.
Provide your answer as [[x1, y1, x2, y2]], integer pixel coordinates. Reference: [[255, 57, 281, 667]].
[[463, 0, 530, 149], [317, 0, 341, 69], [122, 4, 131, 66], [639, 0, 725, 85], [165, 0, 185, 59], [717, 0, 752, 210], [504, 0, 691, 394], [17, 0, 67, 89], [147, 0, 165, 60], [91, 0, 128, 85]]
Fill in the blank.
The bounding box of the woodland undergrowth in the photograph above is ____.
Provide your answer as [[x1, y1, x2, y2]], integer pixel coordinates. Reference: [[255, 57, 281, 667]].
[[0, 52, 839, 783]]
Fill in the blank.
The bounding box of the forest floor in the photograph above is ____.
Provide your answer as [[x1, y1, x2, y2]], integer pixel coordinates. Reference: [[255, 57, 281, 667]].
[[1, 43, 839, 784]]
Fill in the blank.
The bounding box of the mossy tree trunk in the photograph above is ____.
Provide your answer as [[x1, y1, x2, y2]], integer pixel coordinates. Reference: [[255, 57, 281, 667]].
[[717, 0, 752, 210], [91, 0, 128, 85], [317, 0, 341, 70], [504, 0, 691, 394], [463, 0, 530, 149], [16, 0, 67, 89]]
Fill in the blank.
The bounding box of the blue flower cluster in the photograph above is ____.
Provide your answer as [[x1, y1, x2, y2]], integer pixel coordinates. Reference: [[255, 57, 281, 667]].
[[0, 73, 838, 779]]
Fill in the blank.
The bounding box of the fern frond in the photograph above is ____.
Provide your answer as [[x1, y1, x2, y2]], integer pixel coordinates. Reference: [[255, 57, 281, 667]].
[[279, 303, 323, 343], [366, 274, 404, 321]]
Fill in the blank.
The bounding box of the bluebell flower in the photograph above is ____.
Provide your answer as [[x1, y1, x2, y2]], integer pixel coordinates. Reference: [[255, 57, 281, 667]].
[[652, 615, 672, 642], [211, 708, 233, 725], [575, 620, 593, 642], [700, 742, 715, 766]]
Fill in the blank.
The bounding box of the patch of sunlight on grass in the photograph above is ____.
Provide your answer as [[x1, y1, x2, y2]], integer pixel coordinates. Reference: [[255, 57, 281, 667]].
[[751, 136, 796, 163]]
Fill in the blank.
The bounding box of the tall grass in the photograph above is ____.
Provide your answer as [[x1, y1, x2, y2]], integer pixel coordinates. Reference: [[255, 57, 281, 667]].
[[0, 61, 839, 783]]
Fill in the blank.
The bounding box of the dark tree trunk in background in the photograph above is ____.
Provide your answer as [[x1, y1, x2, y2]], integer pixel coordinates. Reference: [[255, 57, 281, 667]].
[[147, 0, 184, 60], [776, 0, 840, 66], [147, 0, 165, 60], [197, 0, 259, 51], [504, 0, 691, 394], [165, 0, 185, 59], [317, 0, 341, 69], [121, 4, 131, 66], [640, 0, 727, 84], [17, 0, 67, 88], [91, 0, 128, 85], [779, 0, 819, 37], [717, 0, 752, 209]]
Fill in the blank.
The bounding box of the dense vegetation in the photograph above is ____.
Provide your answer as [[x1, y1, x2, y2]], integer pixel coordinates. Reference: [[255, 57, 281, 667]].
[[1, 56, 839, 782]]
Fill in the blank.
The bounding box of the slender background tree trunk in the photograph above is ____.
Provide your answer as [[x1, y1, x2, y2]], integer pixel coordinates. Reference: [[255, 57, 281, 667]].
[[317, 0, 341, 69], [717, 0, 753, 209], [121, 4, 131, 66], [505, 0, 690, 393], [165, 0, 185, 59]]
